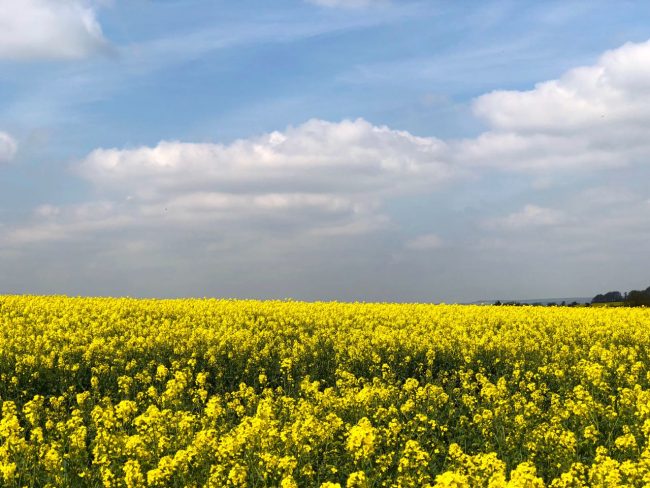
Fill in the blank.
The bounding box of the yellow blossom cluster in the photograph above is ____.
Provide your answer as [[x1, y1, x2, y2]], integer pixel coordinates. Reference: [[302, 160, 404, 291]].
[[0, 296, 649, 486]]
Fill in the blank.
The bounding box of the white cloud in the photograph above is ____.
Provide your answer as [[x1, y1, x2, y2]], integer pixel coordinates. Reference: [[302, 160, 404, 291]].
[[405, 233, 443, 250], [0, 0, 109, 60], [474, 40, 650, 132], [458, 39, 650, 172], [8, 118, 453, 244], [485, 205, 565, 230], [78, 118, 450, 197], [306, 0, 387, 8], [0, 132, 17, 163]]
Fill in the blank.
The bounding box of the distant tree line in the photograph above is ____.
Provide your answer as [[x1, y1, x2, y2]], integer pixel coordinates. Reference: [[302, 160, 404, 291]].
[[491, 286, 650, 307], [591, 286, 650, 307], [493, 300, 583, 307]]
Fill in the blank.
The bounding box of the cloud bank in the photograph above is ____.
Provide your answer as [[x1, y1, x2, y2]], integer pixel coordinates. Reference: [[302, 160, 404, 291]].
[[9, 118, 452, 244], [11, 39, 650, 247], [0, 0, 109, 60]]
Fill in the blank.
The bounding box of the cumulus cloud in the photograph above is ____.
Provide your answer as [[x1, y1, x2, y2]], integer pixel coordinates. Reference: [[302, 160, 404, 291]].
[[0, 132, 17, 163], [0, 0, 109, 60], [458, 39, 650, 171], [78, 118, 450, 198], [8, 118, 453, 244], [306, 0, 387, 8]]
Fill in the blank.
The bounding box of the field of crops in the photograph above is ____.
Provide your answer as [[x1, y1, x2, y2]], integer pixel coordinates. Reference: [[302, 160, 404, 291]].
[[1, 296, 650, 487]]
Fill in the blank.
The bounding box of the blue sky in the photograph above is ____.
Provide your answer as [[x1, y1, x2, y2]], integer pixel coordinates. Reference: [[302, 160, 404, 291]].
[[1, 0, 650, 301]]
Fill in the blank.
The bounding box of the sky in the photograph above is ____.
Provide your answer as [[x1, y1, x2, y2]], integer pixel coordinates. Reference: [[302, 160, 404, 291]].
[[1, 0, 650, 302]]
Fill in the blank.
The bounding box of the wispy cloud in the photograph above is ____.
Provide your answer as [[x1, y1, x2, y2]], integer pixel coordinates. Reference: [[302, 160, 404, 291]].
[[306, 0, 389, 8], [405, 233, 444, 250], [0, 2, 421, 127], [484, 205, 565, 230], [121, 4, 418, 73]]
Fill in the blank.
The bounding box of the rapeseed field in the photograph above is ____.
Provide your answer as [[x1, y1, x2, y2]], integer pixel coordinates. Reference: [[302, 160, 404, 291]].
[[0, 296, 649, 487]]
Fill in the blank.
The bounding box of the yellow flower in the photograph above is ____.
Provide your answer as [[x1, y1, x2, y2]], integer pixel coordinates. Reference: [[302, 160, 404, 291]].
[[346, 471, 368, 488], [434, 471, 470, 487], [124, 460, 145, 488], [346, 418, 376, 462]]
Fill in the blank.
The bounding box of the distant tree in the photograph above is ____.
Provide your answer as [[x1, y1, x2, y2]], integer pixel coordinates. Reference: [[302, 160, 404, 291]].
[[561, 301, 566, 306], [625, 288, 650, 307], [494, 300, 502, 306], [546, 302, 557, 307], [591, 291, 623, 303], [607, 291, 623, 302]]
